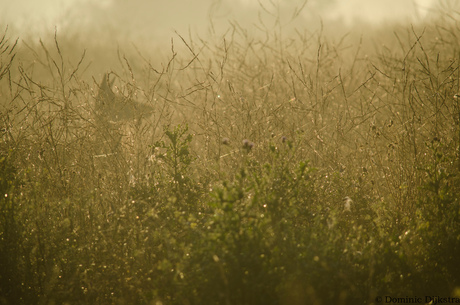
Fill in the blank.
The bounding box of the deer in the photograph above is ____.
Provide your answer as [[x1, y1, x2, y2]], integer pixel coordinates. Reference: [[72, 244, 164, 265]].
[[93, 73, 153, 158]]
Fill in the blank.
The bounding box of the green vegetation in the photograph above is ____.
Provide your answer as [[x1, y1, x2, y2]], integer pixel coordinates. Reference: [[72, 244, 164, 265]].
[[1, 7, 460, 304]]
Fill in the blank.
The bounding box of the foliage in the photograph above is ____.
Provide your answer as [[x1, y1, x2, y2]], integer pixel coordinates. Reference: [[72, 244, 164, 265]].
[[1, 11, 460, 305]]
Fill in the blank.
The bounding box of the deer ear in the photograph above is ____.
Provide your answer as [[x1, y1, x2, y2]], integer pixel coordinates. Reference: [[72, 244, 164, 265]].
[[100, 73, 113, 90], [99, 74, 108, 91], [109, 77, 115, 88], [97, 73, 115, 106]]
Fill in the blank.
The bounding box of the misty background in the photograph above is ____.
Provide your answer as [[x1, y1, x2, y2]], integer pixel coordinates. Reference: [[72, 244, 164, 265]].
[[0, 0, 456, 80], [1, 0, 440, 40]]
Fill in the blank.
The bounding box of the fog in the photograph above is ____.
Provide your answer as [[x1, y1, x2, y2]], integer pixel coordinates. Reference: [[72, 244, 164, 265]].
[[2, 0, 438, 42], [1, 3, 460, 303], [1, 0, 456, 80]]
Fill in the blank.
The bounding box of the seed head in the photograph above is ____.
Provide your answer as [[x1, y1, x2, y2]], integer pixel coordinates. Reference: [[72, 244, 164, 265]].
[[343, 196, 353, 212], [242, 139, 254, 152]]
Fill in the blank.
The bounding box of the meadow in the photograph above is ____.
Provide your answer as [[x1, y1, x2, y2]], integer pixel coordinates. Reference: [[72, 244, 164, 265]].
[[1, 5, 460, 305]]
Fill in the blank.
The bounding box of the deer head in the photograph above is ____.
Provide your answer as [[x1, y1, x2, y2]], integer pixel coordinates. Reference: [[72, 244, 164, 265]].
[[96, 73, 152, 124]]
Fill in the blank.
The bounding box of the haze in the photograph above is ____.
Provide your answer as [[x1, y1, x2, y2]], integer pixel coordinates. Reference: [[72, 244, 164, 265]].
[[2, 0, 437, 42]]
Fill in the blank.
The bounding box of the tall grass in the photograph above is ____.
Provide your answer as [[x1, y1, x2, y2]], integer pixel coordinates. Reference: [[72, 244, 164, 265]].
[[1, 5, 460, 304]]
